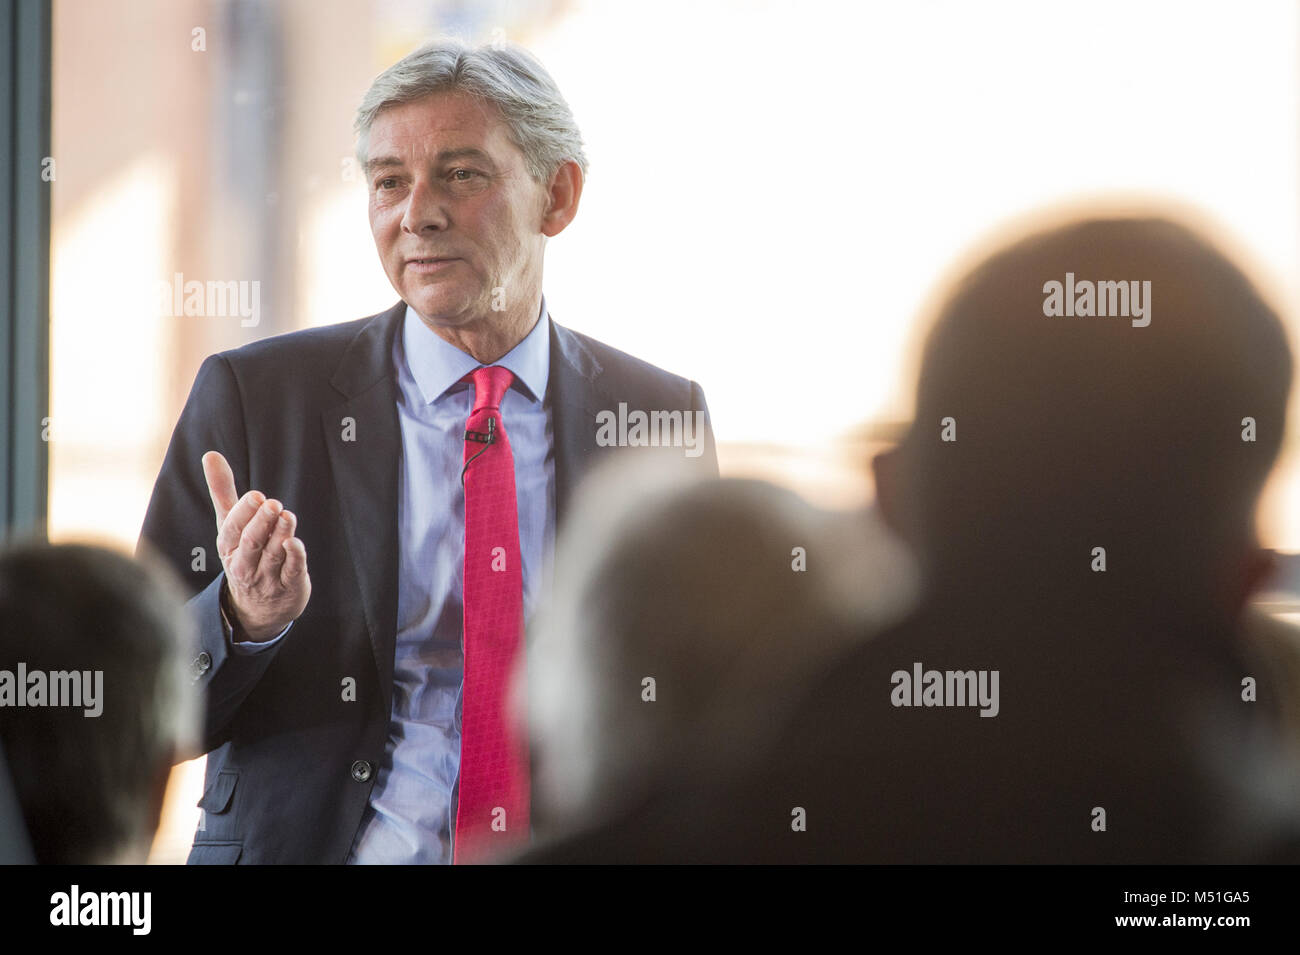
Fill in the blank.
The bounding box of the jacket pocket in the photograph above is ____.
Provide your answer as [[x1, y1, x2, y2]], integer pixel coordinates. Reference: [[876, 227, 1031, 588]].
[[194, 769, 240, 843], [197, 770, 238, 814], [187, 843, 242, 865]]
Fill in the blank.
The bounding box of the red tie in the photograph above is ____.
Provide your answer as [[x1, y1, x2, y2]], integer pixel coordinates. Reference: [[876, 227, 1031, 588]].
[[454, 365, 529, 863]]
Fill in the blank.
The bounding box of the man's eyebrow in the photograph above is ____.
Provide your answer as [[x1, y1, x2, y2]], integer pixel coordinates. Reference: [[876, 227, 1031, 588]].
[[365, 148, 498, 175], [434, 147, 498, 167], [365, 155, 405, 175]]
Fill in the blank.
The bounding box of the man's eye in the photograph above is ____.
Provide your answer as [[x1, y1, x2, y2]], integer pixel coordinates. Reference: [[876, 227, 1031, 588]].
[[377, 177, 398, 190], [450, 169, 478, 181]]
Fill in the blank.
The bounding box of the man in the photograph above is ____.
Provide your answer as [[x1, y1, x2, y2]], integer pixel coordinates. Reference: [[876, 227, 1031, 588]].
[[0, 541, 197, 864], [520, 214, 1300, 863], [139, 38, 717, 864]]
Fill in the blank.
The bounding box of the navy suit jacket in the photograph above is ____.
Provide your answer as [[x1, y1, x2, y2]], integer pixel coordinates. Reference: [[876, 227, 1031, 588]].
[[138, 300, 717, 863]]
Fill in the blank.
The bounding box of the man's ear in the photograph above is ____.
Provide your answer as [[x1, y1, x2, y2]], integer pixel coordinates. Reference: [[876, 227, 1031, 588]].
[[540, 160, 583, 237], [872, 446, 907, 539]]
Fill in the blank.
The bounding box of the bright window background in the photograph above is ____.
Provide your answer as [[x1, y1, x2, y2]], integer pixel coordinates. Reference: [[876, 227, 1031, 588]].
[[49, 0, 1300, 862]]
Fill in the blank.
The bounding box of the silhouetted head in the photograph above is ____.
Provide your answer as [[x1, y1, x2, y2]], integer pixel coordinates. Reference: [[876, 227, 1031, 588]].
[[521, 457, 916, 835], [0, 541, 197, 864], [875, 215, 1291, 622]]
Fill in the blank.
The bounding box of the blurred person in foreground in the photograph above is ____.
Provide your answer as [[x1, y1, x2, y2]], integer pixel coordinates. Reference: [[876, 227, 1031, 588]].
[[518, 212, 1300, 863], [0, 541, 198, 864], [0, 740, 33, 863], [514, 457, 918, 843]]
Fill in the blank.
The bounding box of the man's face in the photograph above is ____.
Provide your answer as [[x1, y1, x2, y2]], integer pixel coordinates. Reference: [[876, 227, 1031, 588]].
[[366, 90, 547, 329]]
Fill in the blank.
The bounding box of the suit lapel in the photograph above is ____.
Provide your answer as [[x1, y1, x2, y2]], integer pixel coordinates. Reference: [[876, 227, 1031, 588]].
[[319, 307, 604, 718], [548, 317, 606, 529], [322, 301, 405, 719]]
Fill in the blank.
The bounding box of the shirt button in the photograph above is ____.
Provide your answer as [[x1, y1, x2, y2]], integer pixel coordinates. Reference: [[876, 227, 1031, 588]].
[[351, 760, 373, 783]]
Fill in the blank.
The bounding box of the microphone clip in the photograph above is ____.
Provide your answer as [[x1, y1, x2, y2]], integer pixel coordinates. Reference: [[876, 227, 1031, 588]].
[[461, 416, 497, 486], [464, 417, 496, 445]]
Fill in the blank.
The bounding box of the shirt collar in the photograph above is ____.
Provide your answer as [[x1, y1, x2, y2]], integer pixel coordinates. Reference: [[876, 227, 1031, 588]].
[[402, 295, 551, 405]]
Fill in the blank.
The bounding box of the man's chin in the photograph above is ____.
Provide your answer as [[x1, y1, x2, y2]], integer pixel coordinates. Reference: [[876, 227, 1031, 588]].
[[403, 286, 479, 327]]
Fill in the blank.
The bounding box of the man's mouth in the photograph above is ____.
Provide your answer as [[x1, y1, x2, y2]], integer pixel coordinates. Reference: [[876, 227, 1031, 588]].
[[406, 257, 459, 272]]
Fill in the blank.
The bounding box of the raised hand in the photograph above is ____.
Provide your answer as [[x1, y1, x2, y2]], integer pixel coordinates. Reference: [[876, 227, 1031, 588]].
[[202, 451, 311, 641]]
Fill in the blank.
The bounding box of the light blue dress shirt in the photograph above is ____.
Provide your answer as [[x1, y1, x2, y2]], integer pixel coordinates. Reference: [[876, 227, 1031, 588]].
[[230, 298, 556, 864], [348, 298, 556, 864]]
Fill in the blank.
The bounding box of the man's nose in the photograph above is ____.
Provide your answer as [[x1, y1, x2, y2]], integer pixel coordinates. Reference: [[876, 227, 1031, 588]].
[[401, 178, 450, 234]]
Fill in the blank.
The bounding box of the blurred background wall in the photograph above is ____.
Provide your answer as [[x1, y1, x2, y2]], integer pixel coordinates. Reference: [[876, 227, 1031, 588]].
[[47, 0, 1300, 861]]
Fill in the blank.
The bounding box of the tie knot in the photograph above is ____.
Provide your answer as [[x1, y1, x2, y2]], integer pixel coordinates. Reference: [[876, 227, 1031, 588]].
[[465, 365, 514, 413]]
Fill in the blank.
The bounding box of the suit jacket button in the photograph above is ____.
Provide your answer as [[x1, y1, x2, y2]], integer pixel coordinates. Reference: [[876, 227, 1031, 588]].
[[351, 760, 373, 783]]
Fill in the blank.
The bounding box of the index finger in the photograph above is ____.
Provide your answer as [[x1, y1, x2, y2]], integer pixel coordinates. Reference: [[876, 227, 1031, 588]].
[[202, 451, 240, 531]]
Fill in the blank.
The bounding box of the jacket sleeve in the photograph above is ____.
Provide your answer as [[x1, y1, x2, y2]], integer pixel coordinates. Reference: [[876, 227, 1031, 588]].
[[136, 353, 289, 754]]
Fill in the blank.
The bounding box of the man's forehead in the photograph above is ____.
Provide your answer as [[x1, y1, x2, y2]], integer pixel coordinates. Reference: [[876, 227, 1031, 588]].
[[367, 92, 511, 158]]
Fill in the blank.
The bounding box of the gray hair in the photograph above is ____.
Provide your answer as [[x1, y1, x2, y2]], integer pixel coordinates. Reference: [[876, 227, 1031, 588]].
[[354, 37, 589, 184]]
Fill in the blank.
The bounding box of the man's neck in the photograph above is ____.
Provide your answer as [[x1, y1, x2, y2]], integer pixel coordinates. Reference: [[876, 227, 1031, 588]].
[[424, 293, 543, 364]]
